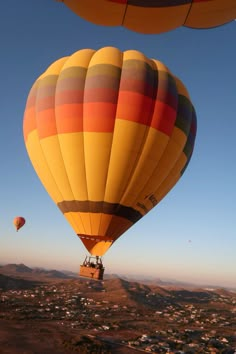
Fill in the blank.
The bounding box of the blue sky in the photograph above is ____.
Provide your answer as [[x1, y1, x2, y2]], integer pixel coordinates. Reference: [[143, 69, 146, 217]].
[[0, 1, 235, 287]]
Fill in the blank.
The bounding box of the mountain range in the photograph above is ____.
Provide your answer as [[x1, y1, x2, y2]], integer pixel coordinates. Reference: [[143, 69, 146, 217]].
[[0, 263, 235, 293]]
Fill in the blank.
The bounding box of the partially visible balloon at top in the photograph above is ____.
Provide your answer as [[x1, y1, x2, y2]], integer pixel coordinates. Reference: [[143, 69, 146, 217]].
[[55, 0, 236, 34], [13, 217, 26, 232]]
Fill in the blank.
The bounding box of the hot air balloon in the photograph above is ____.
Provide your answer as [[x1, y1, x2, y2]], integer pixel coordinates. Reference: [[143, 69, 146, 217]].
[[56, 0, 236, 34], [23, 46, 197, 279], [13, 217, 26, 232]]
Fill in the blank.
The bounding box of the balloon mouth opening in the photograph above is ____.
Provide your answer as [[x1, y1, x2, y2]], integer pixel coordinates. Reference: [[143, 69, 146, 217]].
[[78, 235, 113, 257], [79, 235, 114, 243]]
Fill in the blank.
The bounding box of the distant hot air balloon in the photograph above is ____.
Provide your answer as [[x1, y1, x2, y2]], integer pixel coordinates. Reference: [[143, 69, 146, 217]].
[[23, 46, 197, 278], [13, 217, 26, 232], [56, 0, 236, 34]]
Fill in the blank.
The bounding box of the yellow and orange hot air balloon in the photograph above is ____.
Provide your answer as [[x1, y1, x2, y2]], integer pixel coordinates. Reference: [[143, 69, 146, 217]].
[[23, 46, 197, 259], [56, 0, 236, 34], [13, 217, 26, 232]]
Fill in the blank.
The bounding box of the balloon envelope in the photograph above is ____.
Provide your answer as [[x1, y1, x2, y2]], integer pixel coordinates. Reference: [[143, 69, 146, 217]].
[[56, 0, 236, 34], [13, 217, 26, 231], [23, 46, 197, 256]]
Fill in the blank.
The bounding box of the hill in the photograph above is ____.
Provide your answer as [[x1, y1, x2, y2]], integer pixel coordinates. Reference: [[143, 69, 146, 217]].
[[0, 273, 41, 291], [0, 264, 235, 353], [0, 264, 76, 281]]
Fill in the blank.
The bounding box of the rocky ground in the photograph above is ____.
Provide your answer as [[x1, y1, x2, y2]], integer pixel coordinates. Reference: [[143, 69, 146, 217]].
[[0, 264, 235, 353]]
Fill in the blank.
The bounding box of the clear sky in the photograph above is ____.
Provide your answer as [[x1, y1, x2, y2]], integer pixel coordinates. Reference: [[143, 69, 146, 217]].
[[0, 1, 235, 288]]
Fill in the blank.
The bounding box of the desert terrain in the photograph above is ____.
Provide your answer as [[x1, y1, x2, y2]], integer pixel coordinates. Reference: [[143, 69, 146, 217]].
[[0, 264, 235, 353]]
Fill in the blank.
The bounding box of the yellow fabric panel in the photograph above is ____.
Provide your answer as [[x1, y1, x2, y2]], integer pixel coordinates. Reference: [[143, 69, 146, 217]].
[[169, 127, 187, 149], [151, 59, 169, 73], [39, 57, 68, 79], [123, 49, 150, 63], [64, 212, 87, 235], [65, 211, 132, 240], [84, 132, 113, 201], [125, 4, 190, 34], [169, 153, 188, 180], [140, 127, 185, 188], [185, 0, 236, 29], [66, 212, 103, 236], [75, 212, 93, 235], [60, 48, 95, 70], [81, 238, 113, 257], [85, 213, 130, 237], [96, 213, 113, 236], [120, 127, 169, 207], [156, 174, 180, 205], [63, 0, 124, 26], [40, 135, 75, 200], [130, 127, 186, 214], [88, 213, 103, 236], [25, 131, 63, 204], [56, 133, 88, 201], [155, 153, 187, 203], [86, 46, 123, 68], [104, 119, 148, 204]]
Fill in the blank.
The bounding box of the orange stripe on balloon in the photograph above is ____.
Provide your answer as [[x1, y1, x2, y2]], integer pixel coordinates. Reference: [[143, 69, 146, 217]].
[[151, 101, 176, 135], [116, 92, 176, 135], [116, 91, 154, 125], [83, 102, 117, 132], [56, 104, 83, 133], [37, 109, 57, 139]]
